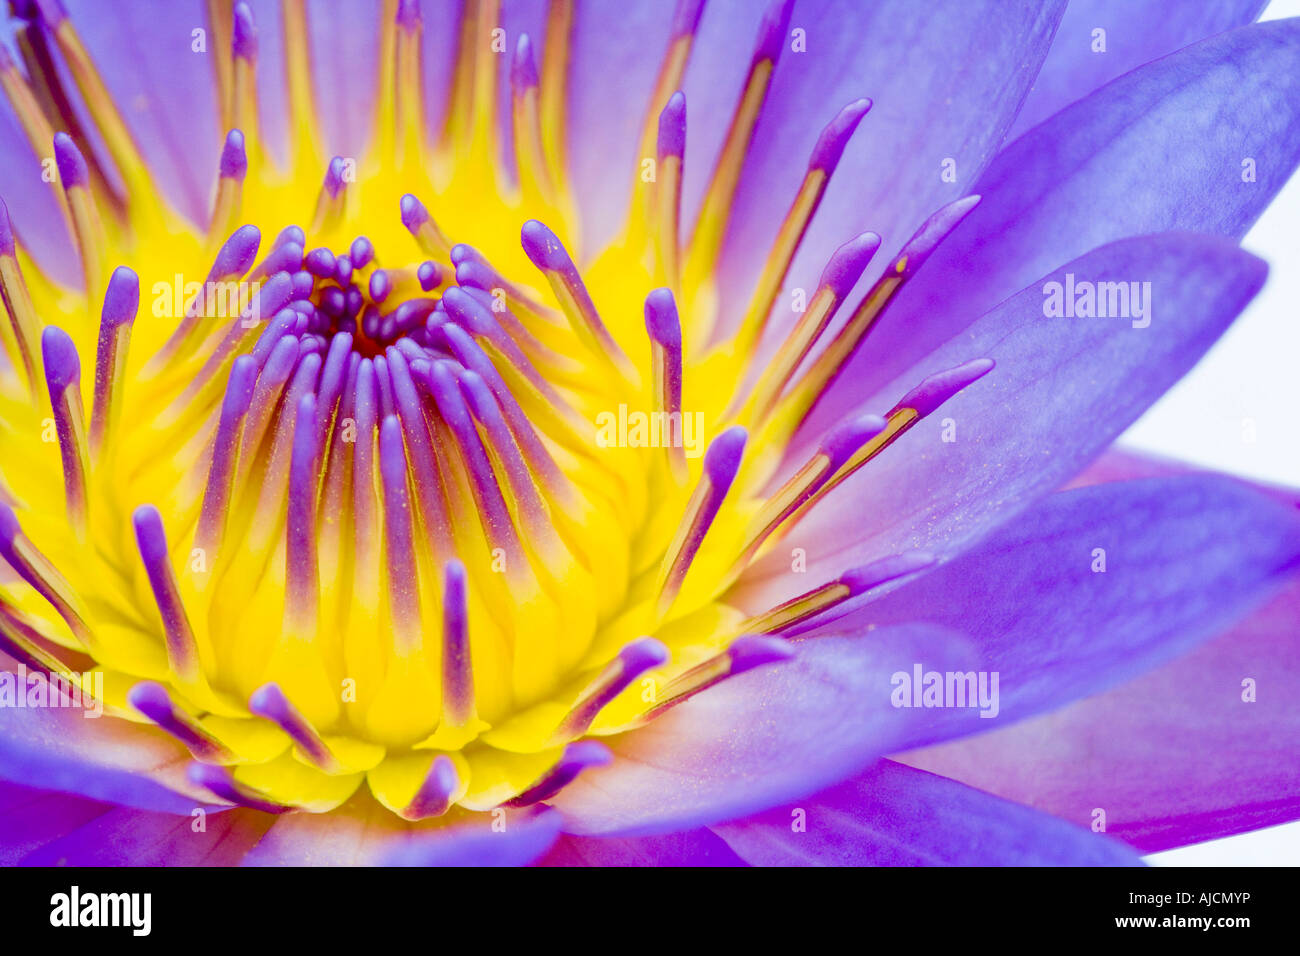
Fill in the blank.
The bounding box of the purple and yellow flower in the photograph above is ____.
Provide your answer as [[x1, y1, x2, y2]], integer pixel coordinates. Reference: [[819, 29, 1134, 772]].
[[1, 0, 1298, 866]]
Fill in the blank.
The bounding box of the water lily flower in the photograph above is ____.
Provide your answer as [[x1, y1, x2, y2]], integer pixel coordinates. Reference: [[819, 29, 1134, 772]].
[[1, 0, 1298, 867]]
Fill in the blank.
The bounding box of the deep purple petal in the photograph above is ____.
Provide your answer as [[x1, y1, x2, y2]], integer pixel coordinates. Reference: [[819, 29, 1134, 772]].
[[902, 573, 1300, 853], [1008, 0, 1264, 139], [737, 231, 1266, 607], [536, 827, 747, 866], [813, 18, 1300, 412], [826, 476, 1300, 730], [713, 759, 1142, 865], [0, 779, 112, 865], [549, 624, 986, 837]]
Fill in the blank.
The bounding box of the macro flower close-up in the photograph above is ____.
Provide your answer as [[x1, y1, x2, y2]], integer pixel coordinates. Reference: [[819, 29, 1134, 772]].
[[1, 0, 1298, 873]]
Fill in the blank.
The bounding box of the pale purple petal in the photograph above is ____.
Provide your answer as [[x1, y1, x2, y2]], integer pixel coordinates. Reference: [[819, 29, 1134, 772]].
[[902, 574, 1300, 853], [549, 624, 986, 837], [713, 759, 1142, 865]]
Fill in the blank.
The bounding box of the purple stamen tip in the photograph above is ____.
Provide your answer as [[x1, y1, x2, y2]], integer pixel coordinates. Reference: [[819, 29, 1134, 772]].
[[248, 681, 291, 721], [0, 501, 21, 546], [755, 0, 795, 64], [840, 551, 936, 596], [672, 0, 706, 38], [644, 287, 681, 347], [417, 261, 440, 291], [895, 358, 995, 417], [324, 156, 348, 197], [41, 325, 80, 391], [31, 0, 67, 27], [369, 269, 391, 303], [232, 2, 258, 61], [275, 225, 305, 249], [220, 129, 247, 180], [399, 193, 429, 232], [334, 254, 352, 286], [304, 247, 336, 277], [132, 504, 169, 568], [0, 197, 15, 256], [559, 740, 614, 773], [898, 194, 982, 276], [349, 236, 374, 268], [619, 636, 670, 674], [819, 231, 881, 300], [290, 270, 316, 300], [726, 635, 795, 673], [704, 425, 747, 487], [821, 413, 887, 468], [449, 244, 477, 266], [126, 681, 173, 721], [102, 266, 139, 328], [658, 91, 686, 159], [212, 224, 261, 278], [809, 98, 871, 172], [52, 132, 88, 188], [512, 34, 539, 90], [519, 219, 570, 272], [396, 0, 421, 28]]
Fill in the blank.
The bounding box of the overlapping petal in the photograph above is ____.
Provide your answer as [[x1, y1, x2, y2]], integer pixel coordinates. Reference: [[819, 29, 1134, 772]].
[[713, 759, 1142, 865]]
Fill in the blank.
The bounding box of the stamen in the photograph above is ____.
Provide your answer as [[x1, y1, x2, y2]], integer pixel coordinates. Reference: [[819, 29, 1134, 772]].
[[799, 359, 997, 513], [740, 231, 880, 425], [777, 194, 982, 429], [230, 3, 260, 158], [285, 393, 321, 635], [655, 426, 747, 617], [520, 219, 638, 386], [511, 34, 554, 200], [727, 414, 887, 581], [196, 355, 257, 555], [730, 98, 872, 359], [400, 193, 453, 259], [248, 681, 340, 772], [631, 0, 704, 211], [0, 198, 41, 395], [741, 551, 935, 635], [654, 91, 686, 292], [639, 635, 793, 723], [311, 156, 350, 234], [507, 741, 612, 807], [128, 681, 233, 762], [41, 327, 89, 533], [538, 0, 574, 180], [53, 132, 106, 303], [0, 501, 92, 645], [684, 0, 794, 283], [132, 505, 202, 683], [378, 413, 422, 650], [440, 558, 476, 728], [551, 638, 669, 741], [89, 266, 138, 458], [186, 762, 290, 814], [209, 129, 246, 243], [644, 287, 687, 483], [401, 754, 460, 820]]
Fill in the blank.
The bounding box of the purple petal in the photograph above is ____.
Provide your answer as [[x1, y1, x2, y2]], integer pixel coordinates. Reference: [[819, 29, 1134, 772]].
[[565, 0, 1061, 269], [815, 18, 1300, 411], [549, 624, 986, 837], [0, 779, 111, 865], [1008, 0, 1264, 139], [0, 671, 211, 814], [17, 798, 271, 866], [902, 573, 1300, 853], [537, 828, 747, 866], [241, 796, 559, 866], [828, 475, 1300, 729], [713, 759, 1142, 865], [738, 232, 1266, 606]]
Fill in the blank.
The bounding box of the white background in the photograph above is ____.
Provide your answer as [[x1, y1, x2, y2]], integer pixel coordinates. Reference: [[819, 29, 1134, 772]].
[[1130, 0, 1299, 866]]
